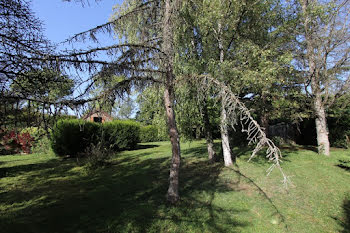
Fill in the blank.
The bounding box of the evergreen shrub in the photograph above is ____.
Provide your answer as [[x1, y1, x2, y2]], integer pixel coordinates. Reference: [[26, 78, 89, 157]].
[[102, 120, 140, 151], [140, 125, 159, 142], [51, 119, 140, 157]]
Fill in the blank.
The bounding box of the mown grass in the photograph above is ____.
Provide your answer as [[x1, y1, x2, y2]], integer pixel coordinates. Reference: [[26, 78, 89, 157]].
[[0, 141, 349, 233]]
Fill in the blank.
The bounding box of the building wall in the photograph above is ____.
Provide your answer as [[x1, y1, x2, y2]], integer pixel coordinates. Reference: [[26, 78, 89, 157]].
[[86, 112, 113, 123]]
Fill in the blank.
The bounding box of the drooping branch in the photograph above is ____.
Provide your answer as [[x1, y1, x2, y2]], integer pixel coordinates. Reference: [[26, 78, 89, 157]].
[[187, 74, 291, 187]]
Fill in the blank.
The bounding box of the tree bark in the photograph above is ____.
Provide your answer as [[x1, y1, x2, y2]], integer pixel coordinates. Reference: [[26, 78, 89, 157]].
[[217, 22, 234, 166], [164, 79, 181, 204], [162, 0, 181, 204], [221, 102, 234, 166], [202, 100, 216, 162], [314, 94, 330, 156]]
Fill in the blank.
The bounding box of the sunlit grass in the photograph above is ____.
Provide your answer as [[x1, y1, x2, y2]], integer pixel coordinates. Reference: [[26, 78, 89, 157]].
[[0, 141, 349, 232]]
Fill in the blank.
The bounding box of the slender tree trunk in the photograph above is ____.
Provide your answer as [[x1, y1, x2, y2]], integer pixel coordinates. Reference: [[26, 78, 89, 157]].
[[302, 0, 330, 155], [218, 22, 234, 166], [202, 100, 216, 162], [162, 0, 181, 204], [314, 94, 330, 156], [164, 79, 181, 203], [221, 102, 234, 166]]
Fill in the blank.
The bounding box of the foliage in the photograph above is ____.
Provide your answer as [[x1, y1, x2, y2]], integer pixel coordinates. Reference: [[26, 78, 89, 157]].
[[50, 119, 101, 157], [84, 139, 113, 172], [0, 141, 349, 232], [0, 129, 34, 154], [135, 86, 168, 140], [50, 119, 140, 157], [0, 0, 49, 95], [102, 120, 140, 151], [115, 96, 136, 119], [20, 127, 51, 154], [11, 69, 74, 102], [328, 96, 350, 149], [140, 125, 159, 142]]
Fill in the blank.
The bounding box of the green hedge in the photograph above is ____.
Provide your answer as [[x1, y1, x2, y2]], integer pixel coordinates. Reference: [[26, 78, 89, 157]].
[[102, 120, 140, 151], [51, 119, 140, 157], [140, 125, 159, 142]]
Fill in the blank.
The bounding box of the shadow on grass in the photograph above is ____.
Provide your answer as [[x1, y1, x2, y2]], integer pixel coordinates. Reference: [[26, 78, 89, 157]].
[[341, 195, 350, 233], [337, 160, 350, 172], [0, 159, 60, 178], [333, 194, 350, 233], [0, 150, 248, 233], [133, 143, 160, 150], [226, 165, 289, 232]]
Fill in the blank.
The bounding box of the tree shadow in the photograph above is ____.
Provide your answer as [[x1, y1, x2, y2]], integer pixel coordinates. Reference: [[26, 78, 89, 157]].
[[299, 145, 318, 153], [0, 159, 61, 178], [342, 196, 350, 233], [133, 143, 160, 150], [227, 165, 290, 232], [333, 194, 350, 233], [337, 160, 350, 172], [0, 149, 248, 232]]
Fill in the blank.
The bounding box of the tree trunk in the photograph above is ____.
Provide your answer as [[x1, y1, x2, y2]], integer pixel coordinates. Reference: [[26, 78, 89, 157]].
[[162, 0, 181, 204], [164, 80, 181, 204], [314, 94, 330, 156], [302, 0, 330, 156], [220, 103, 234, 166], [202, 100, 216, 162], [217, 21, 234, 166]]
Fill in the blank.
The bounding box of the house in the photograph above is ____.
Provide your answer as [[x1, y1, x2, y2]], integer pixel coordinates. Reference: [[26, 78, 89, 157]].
[[83, 110, 113, 123]]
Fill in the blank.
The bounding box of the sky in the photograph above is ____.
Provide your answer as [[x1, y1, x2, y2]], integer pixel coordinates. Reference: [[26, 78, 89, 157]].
[[31, 0, 122, 44]]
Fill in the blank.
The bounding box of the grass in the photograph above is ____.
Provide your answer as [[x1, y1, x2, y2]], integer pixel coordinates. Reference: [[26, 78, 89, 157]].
[[0, 141, 349, 233]]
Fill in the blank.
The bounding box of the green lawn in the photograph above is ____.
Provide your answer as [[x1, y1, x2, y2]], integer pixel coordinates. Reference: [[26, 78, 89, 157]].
[[0, 141, 349, 233]]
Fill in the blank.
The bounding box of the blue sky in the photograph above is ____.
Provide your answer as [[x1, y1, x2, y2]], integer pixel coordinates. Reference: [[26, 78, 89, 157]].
[[32, 0, 122, 44]]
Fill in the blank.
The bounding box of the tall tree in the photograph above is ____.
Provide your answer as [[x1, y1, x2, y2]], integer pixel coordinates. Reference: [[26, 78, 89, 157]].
[[296, 0, 350, 155]]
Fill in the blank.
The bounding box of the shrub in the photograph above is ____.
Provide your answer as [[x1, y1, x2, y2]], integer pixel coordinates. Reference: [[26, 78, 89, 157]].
[[50, 119, 140, 157], [51, 119, 101, 157], [140, 125, 159, 142], [84, 140, 113, 172], [0, 129, 34, 154], [20, 127, 52, 154], [103, 120, 140, 151]]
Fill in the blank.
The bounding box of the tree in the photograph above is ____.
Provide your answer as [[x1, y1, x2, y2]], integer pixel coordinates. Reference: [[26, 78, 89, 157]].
[[175, 0, 292, 165], [115, 96, 136, 119], [0, 0, 50, 95], [0, 0, 74, 130], [295, 0, 350, 155]]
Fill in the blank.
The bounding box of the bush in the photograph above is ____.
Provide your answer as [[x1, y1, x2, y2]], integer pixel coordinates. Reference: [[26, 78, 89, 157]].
[[51, 119, 101, 157], [102, 120, 140, 151], [21, 127, 52, 154], [50, 119, 140, 157], [140, 125, 159, 142], [84, 140, 113, 171], [0, 129, 34, 154]]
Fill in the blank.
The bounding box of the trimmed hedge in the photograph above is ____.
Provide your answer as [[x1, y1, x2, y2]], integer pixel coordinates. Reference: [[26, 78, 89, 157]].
[[140, 125, 159, 142], [51, 119, 140, 157], [102, 120, 140, 151]]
